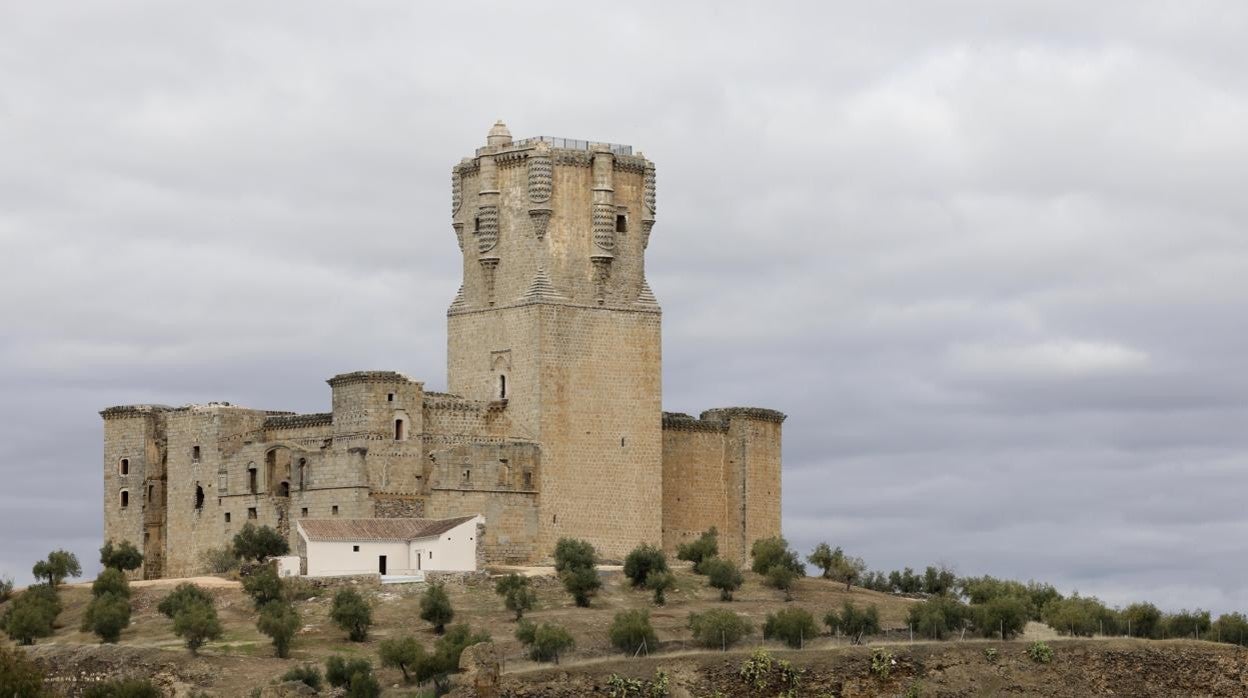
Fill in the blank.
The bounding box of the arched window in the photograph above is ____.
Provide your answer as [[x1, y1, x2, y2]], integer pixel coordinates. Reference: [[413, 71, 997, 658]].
[[278, 481, 290, 497], [194, 485, 204, 510], [395, 418, 406, 441], [297, 458, 307, 490], [499, 374, 507, 400], [120, 490, 129, 509], [119, 458, 129, 476], [248, 464, 258, 494]]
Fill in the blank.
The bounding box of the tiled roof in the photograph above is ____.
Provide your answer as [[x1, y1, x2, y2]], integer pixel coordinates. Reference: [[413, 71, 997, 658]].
[[298, 516, 478, 542]]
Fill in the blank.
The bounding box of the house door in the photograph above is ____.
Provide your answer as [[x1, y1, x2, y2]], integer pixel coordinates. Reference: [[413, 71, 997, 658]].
[[378, 555, 387, 575]]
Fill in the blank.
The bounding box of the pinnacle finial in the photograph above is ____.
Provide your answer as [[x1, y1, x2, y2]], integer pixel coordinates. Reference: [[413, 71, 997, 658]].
[[487, 120, 512, 146]]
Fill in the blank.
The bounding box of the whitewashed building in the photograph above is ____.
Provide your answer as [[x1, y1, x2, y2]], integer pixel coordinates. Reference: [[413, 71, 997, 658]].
[[297, 515, 483, 577]]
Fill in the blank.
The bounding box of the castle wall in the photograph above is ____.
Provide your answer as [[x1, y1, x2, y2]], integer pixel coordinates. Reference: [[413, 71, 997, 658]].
[[660, 417, 728, 557], [101, 407, 165, 579]]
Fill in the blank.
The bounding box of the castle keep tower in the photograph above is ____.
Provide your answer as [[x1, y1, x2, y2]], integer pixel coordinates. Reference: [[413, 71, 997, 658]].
[[446, 123, 662, 559]]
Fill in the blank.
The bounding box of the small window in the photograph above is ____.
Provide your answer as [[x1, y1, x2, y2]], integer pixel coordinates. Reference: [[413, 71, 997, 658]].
[[119, 458, 129, 476], [616, 214, 627, 233], [462, 468, 471, 482], [387, 393, 394, 402], [523, 472, 532, 488], [353, 545, 360, 552], [278, 481, 290, 497], [474, 216, 480, 233], [553, 514, 557, 524], [621, 436, 626, 447], [332, 505, 339, 515], [194, 485, 205, 509], [248, 467, 257, 494], [192, 446, 201, 462], [300, 507, 308, 517], [499, 374, 507, 399], [120, 490, 129, 509], [297, 458, 307, 489], [248, 507, 257, 519], [144, 531, 149, 543], [224, 512, 231, 523], [395, 418, 405, 441], [147, 484, 154, 502]]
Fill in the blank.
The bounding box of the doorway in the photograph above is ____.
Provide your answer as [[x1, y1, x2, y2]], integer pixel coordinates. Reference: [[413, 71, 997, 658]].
[[378, 555, 387, 575]]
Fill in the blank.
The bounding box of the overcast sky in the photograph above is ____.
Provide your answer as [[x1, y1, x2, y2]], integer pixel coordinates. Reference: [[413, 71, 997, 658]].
[[3, 1, 1247, 614]]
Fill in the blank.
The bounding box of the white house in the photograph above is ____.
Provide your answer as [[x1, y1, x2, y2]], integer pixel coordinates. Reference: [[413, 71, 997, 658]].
[[296, 515, 483, 577]]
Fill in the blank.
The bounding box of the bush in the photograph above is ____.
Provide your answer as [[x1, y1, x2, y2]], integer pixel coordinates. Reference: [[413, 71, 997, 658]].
[[281, 664, 323, 691], [202, 545, 240, 574], [763, 607, 817, 649], [172, 601, 222, 654], [85, 592, 131, 643], [907, 595, 970, 640], [689, 609, 752, 649], [764, 564, 799, 601], [379, 636, 427, 683], [242, 563, 283, 609], [890, 567, 923, 594], [1208, 612, 1248, 645], [0, 643, 44, 696], [82, 678, 161, 697], [157, 583, 213, 619], [515, 620, 575, 662], [32, 550, 81, 588], [676, 528, 719, 574], [975, 595, 1030, 640], [494, 573, 537, 620], [331, 588, 373, 641], [645, 571, 675, 606], [1163, 608, 1211, 639], [609, 609, 658, 654], [91, 569, 131, 600], [703, 557, 744, 601], [2, 584, 61, 645], [750, 537, 804, 577], [824, 602, 880, 644], [99, 540, 144, 572], [326, 656, 380, 698], [420, 582, 455, 634], [403, 624, 492, 692], [257, 600, 300, 658], [0, 577, 11, 602], [553, 538, 597, 573], [1121, 602, 1163, 639], [1041, 595, 1116, 637], [623, 544, 669, 588], [737, 649, 801, 694], [1027, 641, 1053, 663], [232, 523, 290, 562], [922, 565, 957, 595], [807, 543, 866, 591], [560, 566, 602, 608], [870, 648, 894, 678]]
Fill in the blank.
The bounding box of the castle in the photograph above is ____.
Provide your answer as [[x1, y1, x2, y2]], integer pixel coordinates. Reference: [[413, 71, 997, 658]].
[[101, 123, 785, 578]]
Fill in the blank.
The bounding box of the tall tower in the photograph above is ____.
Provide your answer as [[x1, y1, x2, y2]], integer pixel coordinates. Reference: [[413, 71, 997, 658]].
[[447, 122, 662, 559]]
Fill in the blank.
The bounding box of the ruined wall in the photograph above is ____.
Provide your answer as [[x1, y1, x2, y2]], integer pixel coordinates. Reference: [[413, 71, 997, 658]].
[[425, 440, 540, 563]]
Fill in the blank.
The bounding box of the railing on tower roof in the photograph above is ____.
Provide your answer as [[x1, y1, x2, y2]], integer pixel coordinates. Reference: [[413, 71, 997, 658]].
[[512, 136, 633, 156]]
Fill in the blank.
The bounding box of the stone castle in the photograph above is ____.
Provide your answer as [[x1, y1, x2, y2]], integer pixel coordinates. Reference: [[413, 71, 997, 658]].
[[101, 123, 785, 578]]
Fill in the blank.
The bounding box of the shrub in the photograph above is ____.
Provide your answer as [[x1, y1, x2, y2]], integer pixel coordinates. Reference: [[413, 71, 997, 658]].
[[984, 647, 998, 663], [645, 571, 675, 606], [32, 550, 81, 588], [975, 595, 1030, 640], [1027, 641, 1053, 663], [1207, 611, 1248, 645], [326, 656, 380, 698], [379, 636, 426, 683], [172, 600, 222, 654], [623, 544, 669, 588], [553, 538, 597, 573], [242, 564, 283, 609], [890, 567, 923, 594], [676, 527, 719, 574], [82, 678, 161, 697], [90, 569, 130, 600], [0, 642, 44, 695], [331, 588, 373, 642], [688, 609, 752, 649], [1121, 602, 1163, 639], [417, 624, 491, 692], [750, 537, 803, 577], [232, 523, 290, 562], [1041, 595, 1116, 637], [703, 557, 744, 602], [201, 545, 240, 574], [906, 595, 970, 640], [420, 582, 454, 634], [99, 540, 144, 572], [764, 564, 799, 601], [85, 592, 131, 643], [824, 602, 880, 644], [257, 600, 300, 658], [1, 585, 61, 645], [922, 565, 957, 595], [737, 649, 801, 694], [281, 664, 323, 691], [515, 620, 575, 662], [763, 607, 818, 649], [494, 573, 537, 620], [0, 577, 11, 602], [870, 648, 894, 678], [561, 565, 602, 607], [609, 609, 658, 654], [1164, 608, 1211, 639], [807, 543, 866, 591], [157, 583, 213, 619]]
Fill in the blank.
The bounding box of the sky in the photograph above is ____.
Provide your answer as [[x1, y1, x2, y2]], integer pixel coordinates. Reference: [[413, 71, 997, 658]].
[[2, 1, 1248, 614]]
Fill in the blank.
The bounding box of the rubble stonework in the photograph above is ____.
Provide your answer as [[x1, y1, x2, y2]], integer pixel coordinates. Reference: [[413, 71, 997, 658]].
[[101, 123, 785, 577]]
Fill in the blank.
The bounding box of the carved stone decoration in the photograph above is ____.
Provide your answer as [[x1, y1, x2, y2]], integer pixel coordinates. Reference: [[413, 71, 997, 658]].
[[529, 208, 552, 240], [476, 205, 499, 255], [451, 170, 462, 216], [449, 283, 467, 312], [643, 162, 656, 215], [527, 151, 552, 203], [636, 279, 659, 307], [522, 266, 563, 303], [591, 257, 611, 304], [452, 222, 464, 251], [593, 202, 616, 253], [640, 220, 654, 249], [479, 258, 499, 306]]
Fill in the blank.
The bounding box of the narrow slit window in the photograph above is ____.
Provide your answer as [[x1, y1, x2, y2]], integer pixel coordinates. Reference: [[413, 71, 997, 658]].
[[248, 467, 257, 494], [224, 512, 231, 523], [192, 446, 201, 462], [387, 392, 394, 402], [194, 485, 205, 509], [332, 505, 339, 515], [394, 418, 405, 441], [300, 507, 308, 517], [616, 214, 627, 233], [120, 490, 129, 509], [499, 374, 507, 399], [119, 458, 129, 476]]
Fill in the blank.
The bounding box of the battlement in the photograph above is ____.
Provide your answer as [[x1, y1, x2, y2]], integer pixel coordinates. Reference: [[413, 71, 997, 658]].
[[326, 371, 419, 387]]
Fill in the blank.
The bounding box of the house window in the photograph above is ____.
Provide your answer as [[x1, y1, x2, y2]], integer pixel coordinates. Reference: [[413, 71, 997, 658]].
[[616, 214, 627, 233], [194, 485, 204, 509], [248, 507, 257, 520], [332, 505, 339, 515], [120, 490, 129, 509], [192, 446, 201, 462], [224, 513, 231, 523], [119, 458, 129, 476], [300, 508, 308, 517], [353, 545, 360, 552], [499, 375, 507, 399]]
